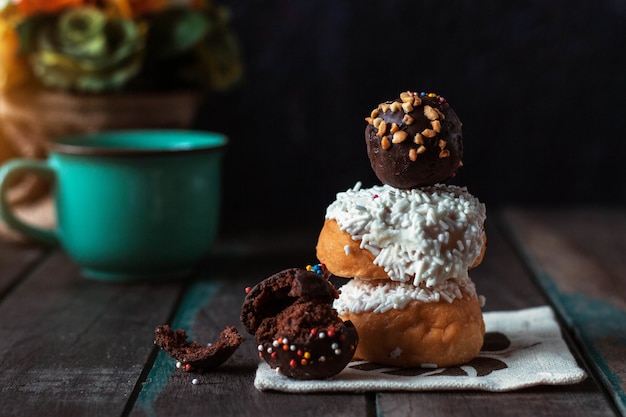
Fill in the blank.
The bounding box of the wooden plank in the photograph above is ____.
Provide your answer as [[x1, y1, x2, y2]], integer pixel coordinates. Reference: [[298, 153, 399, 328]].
[[375, 217, 618, 417], [501, 207, 626, 416], [378, 380, 615, 417], [0, 239, 47, 297], [129, 247, 372, 417], [0, 250, 185, 417]]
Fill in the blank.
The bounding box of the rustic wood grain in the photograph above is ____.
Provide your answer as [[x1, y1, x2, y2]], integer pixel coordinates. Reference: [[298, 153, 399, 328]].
[[0, 239, 46, 298], [377, 380, 616, 417], [130, 244, 372, 417], [0, 215, 622, 417], [375, 217, 618, 417], [500, 207, 626, 416], [0, 251, 185, 417]]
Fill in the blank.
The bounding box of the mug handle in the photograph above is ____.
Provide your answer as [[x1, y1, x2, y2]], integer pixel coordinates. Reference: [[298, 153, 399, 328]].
[[0, 159, 59, 245]]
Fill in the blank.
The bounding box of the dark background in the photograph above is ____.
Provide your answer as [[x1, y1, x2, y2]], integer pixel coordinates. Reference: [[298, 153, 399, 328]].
[[193, 0, 626, 234]]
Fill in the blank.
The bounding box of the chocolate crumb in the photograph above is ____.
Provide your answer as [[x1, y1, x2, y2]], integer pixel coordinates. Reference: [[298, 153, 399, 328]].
[[154, 325, 243, 371]]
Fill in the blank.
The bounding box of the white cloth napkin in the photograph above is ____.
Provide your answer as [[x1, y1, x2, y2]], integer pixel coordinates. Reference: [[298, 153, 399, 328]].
[[254, 305, 587, 392]]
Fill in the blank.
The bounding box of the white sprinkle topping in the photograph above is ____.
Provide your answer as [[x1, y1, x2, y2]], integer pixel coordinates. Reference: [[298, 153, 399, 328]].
[[344, 245, 351, 255], [191, 378, 199, 385], [257, 345, 263, 352], [334, 277, 479, 315], [421, 363, 438, 369], [176, 361, 182, 368], [326, 183, 486, 286]]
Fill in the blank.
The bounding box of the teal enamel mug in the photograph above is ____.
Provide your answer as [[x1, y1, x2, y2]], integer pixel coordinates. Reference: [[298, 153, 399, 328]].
[[0, 130, 227, 281]]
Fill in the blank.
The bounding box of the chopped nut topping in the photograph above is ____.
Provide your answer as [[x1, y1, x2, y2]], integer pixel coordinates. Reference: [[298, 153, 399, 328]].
[[377, 120, 387, 137], [459, 160, 464, 167], [409, 148, 418, 161], [390, 123, 399, 134], [371, 108, 380, 118], [402, 102, 413, 113], [390, 101, 402, 112], [403, 114, 414, 125], [414, 133, 424, 145], [417, 145, 427, 154], [438, 139, 447, 149], [392, 131, 408, 144], [421, 128, 436, 138], [380, 103, 390, 113], [423, 105, 439, 121], [439, 149, 450, 158], [373, 117, 383, 128], [413, 96, 422, 107], [431, 120, 441, 133], [400, 91, 413, 103], [381, 136, 391, 150], [364, 117, 373, 124]]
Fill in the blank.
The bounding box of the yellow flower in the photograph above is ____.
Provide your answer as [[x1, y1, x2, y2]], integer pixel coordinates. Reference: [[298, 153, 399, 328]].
[[0, 19, 30, 90]]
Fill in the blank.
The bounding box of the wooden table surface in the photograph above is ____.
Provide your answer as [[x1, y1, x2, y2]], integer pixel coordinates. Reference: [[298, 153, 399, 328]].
[[0, 207, 624, 417]]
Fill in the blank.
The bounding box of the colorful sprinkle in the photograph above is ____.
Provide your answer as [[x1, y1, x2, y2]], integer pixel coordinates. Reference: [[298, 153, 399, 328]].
[[245, 286, 251, 294], [306, 263, 330, 279], [420, 91, 446, 104], [289, 359, 297, 368]]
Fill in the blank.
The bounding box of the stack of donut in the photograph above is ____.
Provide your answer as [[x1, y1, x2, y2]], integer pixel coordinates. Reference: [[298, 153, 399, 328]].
[[316, 91, 487, 368]]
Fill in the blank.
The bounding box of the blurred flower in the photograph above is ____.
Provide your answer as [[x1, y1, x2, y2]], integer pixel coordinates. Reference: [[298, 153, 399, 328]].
[[14, 0, 93, 17], [0, 0, 242, 93], [18, 6, 144, 91], [0, 6, 31, 89]]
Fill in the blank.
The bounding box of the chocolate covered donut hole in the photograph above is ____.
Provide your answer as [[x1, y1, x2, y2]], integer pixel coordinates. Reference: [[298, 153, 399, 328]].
[[365, 91, 463, 189], [241, 267, 358, 379]]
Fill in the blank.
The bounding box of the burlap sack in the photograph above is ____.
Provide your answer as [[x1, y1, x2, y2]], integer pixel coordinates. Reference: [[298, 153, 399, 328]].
[[0, 85, 202, 243]]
